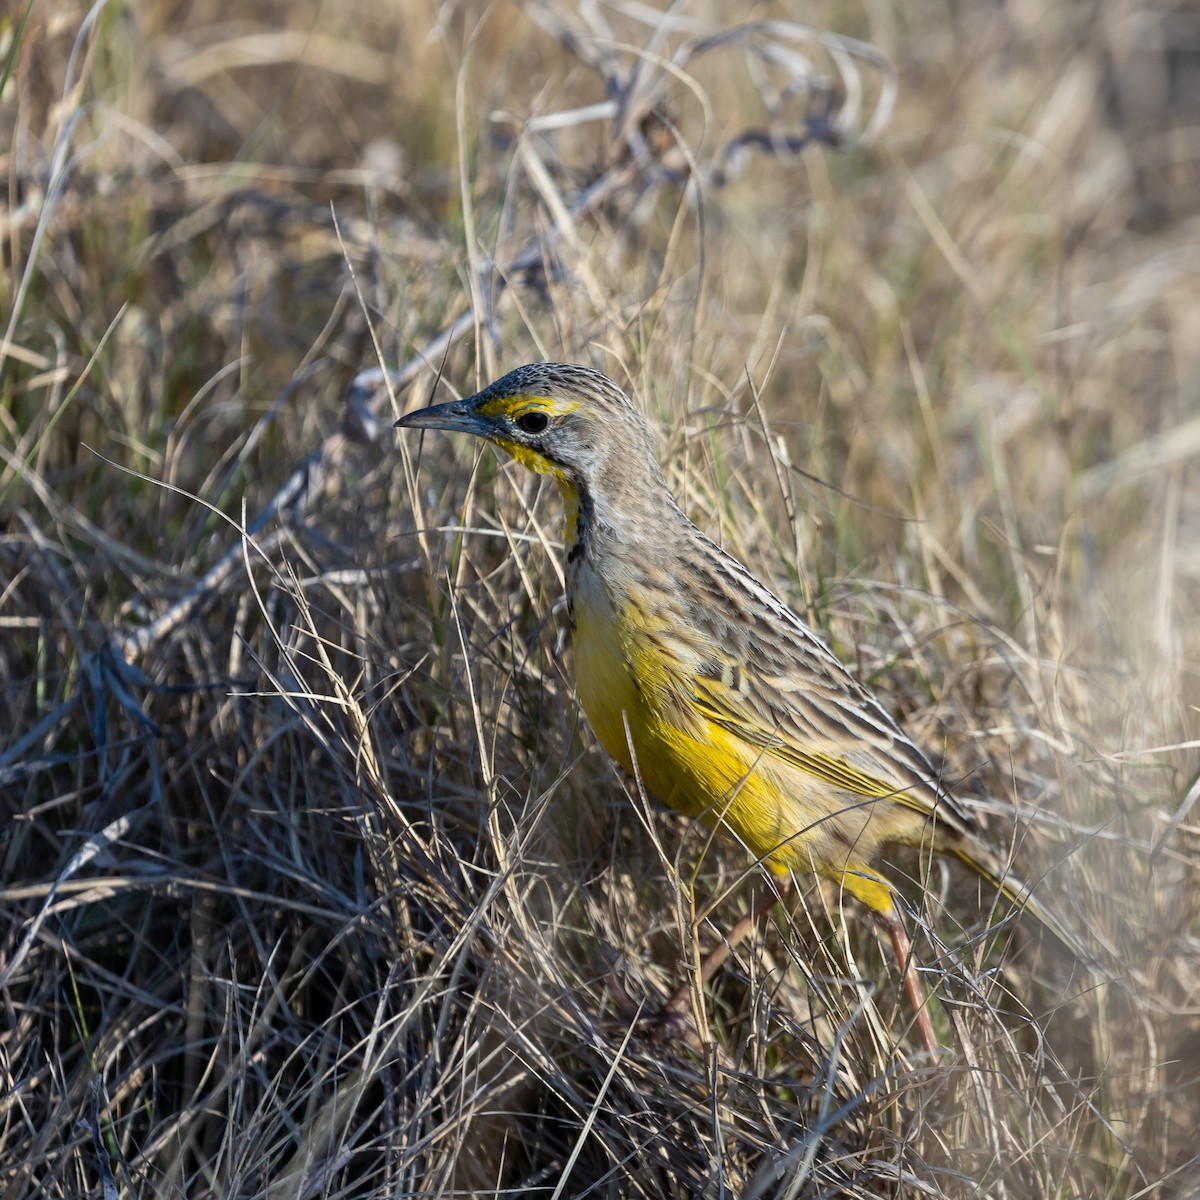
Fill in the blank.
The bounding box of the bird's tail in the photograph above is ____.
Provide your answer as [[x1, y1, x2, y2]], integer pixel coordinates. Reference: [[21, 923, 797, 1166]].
[[946, 837, 1096, 969]]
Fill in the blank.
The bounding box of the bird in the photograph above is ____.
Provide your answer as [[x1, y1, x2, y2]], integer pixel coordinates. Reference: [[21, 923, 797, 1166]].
[[396, 361, 1079, 1055]]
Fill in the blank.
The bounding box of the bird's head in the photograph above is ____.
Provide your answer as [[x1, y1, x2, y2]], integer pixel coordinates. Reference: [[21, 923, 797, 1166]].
[[395, 362, 663, 502]]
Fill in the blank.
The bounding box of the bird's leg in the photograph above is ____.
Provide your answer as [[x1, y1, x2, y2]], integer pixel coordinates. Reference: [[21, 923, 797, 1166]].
[[876, 905, 940, 1057], [654, 877, 792, 1041]]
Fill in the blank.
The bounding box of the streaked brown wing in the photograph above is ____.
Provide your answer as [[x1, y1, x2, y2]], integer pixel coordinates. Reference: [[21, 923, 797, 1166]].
[[658, 513, 974, 833], [688, 646, 972, 835]]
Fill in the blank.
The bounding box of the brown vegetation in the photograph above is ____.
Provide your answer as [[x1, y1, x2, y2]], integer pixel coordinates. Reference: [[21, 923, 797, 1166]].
[[3, 0, 1198, 1194]]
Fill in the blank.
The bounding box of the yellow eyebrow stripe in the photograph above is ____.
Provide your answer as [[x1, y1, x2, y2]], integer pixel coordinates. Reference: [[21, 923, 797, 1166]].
[[476, 394, 581, 419]]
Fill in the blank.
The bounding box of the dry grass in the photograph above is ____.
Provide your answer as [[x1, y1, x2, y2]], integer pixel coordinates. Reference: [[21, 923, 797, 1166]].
[[3, 0, 1199, 1195]]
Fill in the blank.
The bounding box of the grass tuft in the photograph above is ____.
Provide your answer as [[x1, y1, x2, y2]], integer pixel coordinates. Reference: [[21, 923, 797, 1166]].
[[3, 1, 1198, 1195]]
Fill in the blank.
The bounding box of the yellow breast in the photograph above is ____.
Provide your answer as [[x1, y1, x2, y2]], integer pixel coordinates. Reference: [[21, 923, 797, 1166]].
[[569, 560, 645, 773], [569, 561, 808, 875]]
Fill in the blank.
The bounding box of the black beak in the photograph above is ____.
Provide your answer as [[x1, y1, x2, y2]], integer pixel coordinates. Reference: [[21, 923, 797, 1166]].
[[394, 397, 494, 437]]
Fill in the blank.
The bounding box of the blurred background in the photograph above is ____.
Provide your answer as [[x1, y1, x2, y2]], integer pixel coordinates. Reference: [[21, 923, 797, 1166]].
[[3, 1, 1198, 1195]]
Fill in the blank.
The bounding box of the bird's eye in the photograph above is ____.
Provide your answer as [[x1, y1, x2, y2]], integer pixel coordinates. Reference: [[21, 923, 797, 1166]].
[[516, 411, 549, 434]]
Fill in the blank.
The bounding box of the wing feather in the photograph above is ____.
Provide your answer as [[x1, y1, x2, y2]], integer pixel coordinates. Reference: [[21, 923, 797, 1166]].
[[669, 523, 974, 834]]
